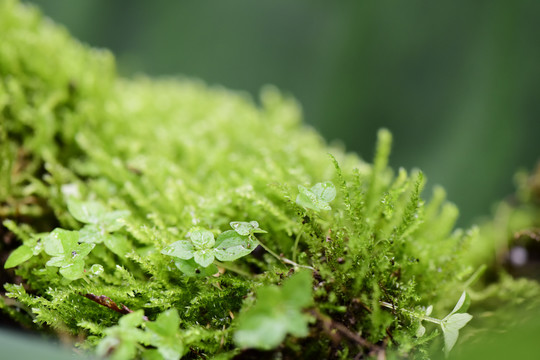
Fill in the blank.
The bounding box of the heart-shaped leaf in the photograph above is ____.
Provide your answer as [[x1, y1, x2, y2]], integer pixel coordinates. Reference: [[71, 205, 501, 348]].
[[145, 309, 186, 360], [67, 198, 129, 231], [234, 270, 314, 350], [59, 259, 85, 280], [44, 228, 78, 257], [78, 224, 107, 244], [67, 198, 107, 225], [104, 234, 131, 257], [190, 230, 215, 249], [230, 221, 266, 236], [161, 240, 195, 260], [99, 210, 130, 232], [311, 181, 337, 203], [193, 249, 215, 267], [296, 182, 336, 211], [214, 230, 259, 261]]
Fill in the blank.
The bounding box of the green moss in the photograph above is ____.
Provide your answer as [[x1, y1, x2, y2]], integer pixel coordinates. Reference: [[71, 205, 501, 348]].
[[2, 1, 536, 359]]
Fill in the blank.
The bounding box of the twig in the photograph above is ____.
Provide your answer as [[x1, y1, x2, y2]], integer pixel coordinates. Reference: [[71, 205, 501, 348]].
[[81, 293, 148, 321], [310, 308, 385, 358]]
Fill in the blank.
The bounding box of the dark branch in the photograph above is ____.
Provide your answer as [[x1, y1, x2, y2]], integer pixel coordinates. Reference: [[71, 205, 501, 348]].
[[81, 293, 148, 321], [309, 308, 386, 359]]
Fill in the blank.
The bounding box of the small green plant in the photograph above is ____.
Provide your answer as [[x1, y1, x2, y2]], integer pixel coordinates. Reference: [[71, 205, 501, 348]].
[[382, 291, 472, 356], [296, 181, 337, 211], [42, 228, 95, 281], [161, 223, 262, 276]]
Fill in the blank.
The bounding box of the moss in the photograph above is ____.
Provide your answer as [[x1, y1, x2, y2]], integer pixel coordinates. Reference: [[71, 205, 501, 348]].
[[1, 1, 538, 359]]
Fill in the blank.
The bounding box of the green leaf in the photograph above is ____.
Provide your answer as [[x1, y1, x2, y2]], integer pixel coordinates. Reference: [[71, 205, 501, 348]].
[[78, 224, 107, 244], [441, 313, 473, 355], [190, 229, 215, 249], [46, 256, 67, 267], [67, 198, 106, 224], [311, 181, 336, 203], [282, 269, 314, 308], [97, 310, 147, 360], [234, 270, 313, 350], [4, 245, 33, 268], [59, 259, 85, 280], [448, 291, 471, 315], [75, 242, 95, 258], [146, 309, 180, 337], [119, 310, 146, 328], [230, 221, 266, 236], [146, 309, 184, 360], [104, 234, 131, 257], [100, 210, 130, 232], [214, 230, 259, 262], [43, 228, 75, 256], [296, 182, 336, 211], [230, 221, 252, 236], [416, 324, 426, 337], [174, 258, 218, 277], [141, 349, 163, 360], [60, 232, 79, 254], [67, 198, 129, 231], [161, 240, 194, 260], [193, 249, 215, 267], [42, 230, 94, 280], [296, 185, 320, 211]]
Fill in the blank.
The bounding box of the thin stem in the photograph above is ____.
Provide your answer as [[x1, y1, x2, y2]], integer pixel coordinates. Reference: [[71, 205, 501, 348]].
[[282, 257, 315, 271], [292, 230, 303, 263], [257, 236, 314, 270], [257, 239, 287, 267], [463, 264, 487, 289]]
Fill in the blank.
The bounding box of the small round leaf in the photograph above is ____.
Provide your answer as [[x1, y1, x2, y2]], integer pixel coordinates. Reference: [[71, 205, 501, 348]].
[[161, 241, 194, 260], [190, 230, 215, 249]]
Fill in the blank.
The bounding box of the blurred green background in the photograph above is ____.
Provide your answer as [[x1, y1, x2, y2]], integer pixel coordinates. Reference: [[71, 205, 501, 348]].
[[26, 0, 540, 227]]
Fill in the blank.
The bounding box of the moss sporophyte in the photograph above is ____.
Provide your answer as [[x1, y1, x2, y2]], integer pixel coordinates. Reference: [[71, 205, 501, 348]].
[[5, 1, 540, 359]]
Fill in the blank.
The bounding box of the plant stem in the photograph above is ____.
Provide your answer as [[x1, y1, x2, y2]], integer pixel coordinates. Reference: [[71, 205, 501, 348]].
[[281, 257, 315, 270], [463, 264, 487, 289], [257, 236, 315, 270], [292, 230, 303, 263], [257, 239, 287, 267]]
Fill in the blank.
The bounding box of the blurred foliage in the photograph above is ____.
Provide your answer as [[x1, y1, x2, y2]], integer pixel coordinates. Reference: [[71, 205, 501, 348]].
[[26, 0, 540, 226]]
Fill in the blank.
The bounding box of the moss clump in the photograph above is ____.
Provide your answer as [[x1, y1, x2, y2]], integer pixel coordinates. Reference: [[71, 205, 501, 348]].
[[2, 1, 531, 359]]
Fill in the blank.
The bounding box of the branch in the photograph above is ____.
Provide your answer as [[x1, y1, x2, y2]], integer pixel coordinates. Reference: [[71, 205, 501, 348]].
[[81, 293, 148, 321], [309, 308, 385, 358]]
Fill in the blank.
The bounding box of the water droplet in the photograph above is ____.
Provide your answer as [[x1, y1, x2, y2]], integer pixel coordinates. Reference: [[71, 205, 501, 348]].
[[90, 264, 104, 275]]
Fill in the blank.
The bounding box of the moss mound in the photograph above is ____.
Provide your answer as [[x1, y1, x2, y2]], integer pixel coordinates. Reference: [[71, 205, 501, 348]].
[[2, 1, 538, 359]]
